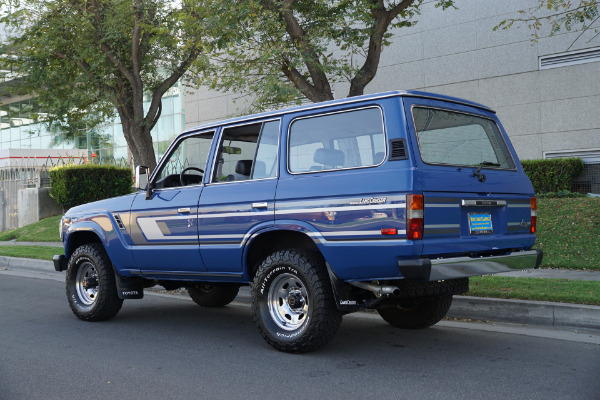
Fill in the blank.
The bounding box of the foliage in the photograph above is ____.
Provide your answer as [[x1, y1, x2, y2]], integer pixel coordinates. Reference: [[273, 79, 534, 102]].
[[199, 0, 456, 111], [0, 215, 62, 242], [494, 1, 600, 47], [0, 0, 212, 171], [49, 164, 132, 210], [521, 158, 584, 193], [467, 276, 600, 305], [536, 197, 600, 270], [537, 190, 588, 198]]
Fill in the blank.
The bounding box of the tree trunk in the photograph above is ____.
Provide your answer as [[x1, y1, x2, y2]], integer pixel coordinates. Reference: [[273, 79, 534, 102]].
[[118, 108, 157, 173]]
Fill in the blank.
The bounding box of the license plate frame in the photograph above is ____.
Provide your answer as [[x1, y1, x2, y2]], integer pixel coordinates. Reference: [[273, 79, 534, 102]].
[[468, 213, 493, 235]]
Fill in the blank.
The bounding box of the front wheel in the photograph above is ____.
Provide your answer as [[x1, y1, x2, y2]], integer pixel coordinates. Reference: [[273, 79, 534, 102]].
[[66, 243, 123, 321], [377, 295, 453, 329], [252, 249, 342, 353]]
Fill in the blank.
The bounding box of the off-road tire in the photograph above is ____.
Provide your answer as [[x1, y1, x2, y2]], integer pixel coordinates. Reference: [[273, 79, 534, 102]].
[[66, 243, 123, 321], [377, 295, 453, 329], [187, 284, 240, 307], [252, 249, 342, 353]]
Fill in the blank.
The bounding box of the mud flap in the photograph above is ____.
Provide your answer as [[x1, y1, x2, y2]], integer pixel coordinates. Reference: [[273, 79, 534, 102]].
[[114, 273, 144, 299], [326, 263, 384, 312]]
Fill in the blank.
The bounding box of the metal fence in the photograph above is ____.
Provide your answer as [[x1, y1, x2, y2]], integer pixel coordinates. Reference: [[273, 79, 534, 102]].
[[0, 155, 132, 232], [573, 163, 600, 195]]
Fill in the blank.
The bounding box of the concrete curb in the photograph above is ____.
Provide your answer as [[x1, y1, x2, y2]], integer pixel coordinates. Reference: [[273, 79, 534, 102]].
[[0, 256, 57, 271], [448, 296, 600, 332], [2, 255, 599, 332]]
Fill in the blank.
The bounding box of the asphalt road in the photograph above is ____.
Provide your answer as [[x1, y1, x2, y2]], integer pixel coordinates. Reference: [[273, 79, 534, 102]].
[[1, 274, 599, 400]]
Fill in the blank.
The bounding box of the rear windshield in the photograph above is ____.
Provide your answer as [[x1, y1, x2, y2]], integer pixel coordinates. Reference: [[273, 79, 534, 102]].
[[412, 107, 516, 169]]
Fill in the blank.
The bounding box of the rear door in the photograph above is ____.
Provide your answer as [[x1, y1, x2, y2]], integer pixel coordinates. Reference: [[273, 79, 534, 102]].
[[402, 97, 536, 257]]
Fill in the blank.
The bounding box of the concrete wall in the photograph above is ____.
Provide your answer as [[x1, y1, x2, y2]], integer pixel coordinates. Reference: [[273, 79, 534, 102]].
[[17, 187, 62, 228], [183, 0, 600, 161]]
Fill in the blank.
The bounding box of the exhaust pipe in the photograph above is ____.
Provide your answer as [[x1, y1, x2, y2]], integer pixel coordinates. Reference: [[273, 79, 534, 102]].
[[349, 281, 401, 297]]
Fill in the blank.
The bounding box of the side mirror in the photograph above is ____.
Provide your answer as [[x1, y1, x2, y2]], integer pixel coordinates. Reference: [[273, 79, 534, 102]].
[[135, 165, 149, 191]]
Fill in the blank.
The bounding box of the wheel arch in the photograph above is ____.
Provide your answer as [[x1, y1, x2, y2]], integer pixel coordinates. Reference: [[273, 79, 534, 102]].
[[66, 230, 103, 259], [244, 229, 321, 281]]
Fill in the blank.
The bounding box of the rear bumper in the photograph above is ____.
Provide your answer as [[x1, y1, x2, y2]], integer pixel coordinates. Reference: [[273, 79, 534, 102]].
[[398, 249, 543, 282]]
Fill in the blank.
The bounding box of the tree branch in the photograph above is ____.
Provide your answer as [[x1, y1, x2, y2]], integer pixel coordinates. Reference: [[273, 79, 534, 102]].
[[145, 42, 204, 128], [280, 59, 331, 102], [262, 0, 333, 101], [349, 0, 415, 97]]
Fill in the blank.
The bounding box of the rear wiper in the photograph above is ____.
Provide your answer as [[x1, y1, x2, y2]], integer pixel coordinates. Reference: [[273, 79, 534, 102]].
[[480, 161, 501, 167], [472, 161, 500, 182]]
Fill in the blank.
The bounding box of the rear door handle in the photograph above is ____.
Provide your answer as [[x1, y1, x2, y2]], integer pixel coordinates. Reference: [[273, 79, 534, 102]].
[[252, 202, 268, 209], [178, 208, 191, 214]]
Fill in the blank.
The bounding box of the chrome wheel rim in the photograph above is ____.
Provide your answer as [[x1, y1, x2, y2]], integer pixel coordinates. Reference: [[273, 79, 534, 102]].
[[75, 261, 99, 306], [268, 273, 309, 331]]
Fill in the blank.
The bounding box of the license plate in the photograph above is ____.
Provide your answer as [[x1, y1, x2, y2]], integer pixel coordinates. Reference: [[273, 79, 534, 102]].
[[468, 213, 493, 235]]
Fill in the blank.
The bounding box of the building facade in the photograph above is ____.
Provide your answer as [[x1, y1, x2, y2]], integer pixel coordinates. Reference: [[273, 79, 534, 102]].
[[0, 84, 185, 164], [183, 0, 600, 192]]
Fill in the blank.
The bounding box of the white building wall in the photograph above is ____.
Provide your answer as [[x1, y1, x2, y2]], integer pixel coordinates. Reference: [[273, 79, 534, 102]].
[[184, 0, 600, 160]]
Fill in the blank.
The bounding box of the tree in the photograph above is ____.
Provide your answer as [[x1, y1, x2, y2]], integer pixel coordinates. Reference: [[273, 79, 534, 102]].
[[200, 0, 455, 111], [0, 0, 212, 171], [495, 1, 600, 50]]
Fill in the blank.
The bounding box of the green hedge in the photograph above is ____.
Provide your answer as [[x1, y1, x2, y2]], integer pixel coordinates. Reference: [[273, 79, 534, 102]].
[[50, 164, 133, 210], [521, 158, 584, 194]]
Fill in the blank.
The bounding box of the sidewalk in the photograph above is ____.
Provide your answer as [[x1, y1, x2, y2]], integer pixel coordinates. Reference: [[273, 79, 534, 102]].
[[0, 241, 63, 247], [1, 243, 599, 333]]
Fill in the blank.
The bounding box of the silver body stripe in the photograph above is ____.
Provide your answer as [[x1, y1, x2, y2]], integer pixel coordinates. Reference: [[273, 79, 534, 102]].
[[199, 211, 272, 219], [276, 203, 405, 214], [425, 204, 459, 208], [316, 230, 407, 237], [507, 204, 531, 208], [137, 202, 407, 242], [424, 224, 460, 228]]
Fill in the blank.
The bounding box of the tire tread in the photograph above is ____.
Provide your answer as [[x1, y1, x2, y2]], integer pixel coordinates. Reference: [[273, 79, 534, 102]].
[[251, 249, 342, 353], [66, 243, 123, 321]]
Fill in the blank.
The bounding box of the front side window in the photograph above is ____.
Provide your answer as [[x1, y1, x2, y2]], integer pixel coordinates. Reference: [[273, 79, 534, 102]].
[[154, 131, 214, 189], [412, 107, 516, 169], [288, 107, 385, 173]]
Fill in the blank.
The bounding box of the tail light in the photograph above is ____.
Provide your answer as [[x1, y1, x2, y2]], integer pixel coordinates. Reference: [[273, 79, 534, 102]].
[[407, 194, 424, 240], [530, 197, 537, 234]]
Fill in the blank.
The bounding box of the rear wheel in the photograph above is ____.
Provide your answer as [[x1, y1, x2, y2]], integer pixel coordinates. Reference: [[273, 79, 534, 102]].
[[66, 243, 123, 321], [187, 284, 239, 307], [252, 249, 342, 353], [377, 295, 453, 329]]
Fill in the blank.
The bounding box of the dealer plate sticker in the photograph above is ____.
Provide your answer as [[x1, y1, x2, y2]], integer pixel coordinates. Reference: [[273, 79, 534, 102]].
[[468, 213, 493, 235]]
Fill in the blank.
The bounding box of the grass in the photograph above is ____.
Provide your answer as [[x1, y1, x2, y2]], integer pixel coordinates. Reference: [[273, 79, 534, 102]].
[[467, 276, 600, 306], [0, 245, 60, 261], [536, 197, 600, 270], [0, 214, 62, 242]]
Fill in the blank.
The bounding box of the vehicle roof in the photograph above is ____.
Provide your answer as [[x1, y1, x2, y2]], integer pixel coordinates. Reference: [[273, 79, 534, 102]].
[[182, 90, 495, 135]]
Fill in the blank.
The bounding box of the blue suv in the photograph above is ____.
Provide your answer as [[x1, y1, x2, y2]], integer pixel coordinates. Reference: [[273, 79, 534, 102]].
[[54, 91, 542, 353]]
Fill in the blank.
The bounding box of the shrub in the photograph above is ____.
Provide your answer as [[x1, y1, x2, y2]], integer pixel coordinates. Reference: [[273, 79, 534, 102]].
[[521, 158, 584, 194], [50, 164, 132, 210], [537, 190, 588, 199]]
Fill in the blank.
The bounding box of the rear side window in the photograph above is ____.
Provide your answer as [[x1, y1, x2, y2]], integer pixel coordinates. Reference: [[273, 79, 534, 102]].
[[412, 107, 515, 169], [211, 120, 280, 183], [288, 107, 385, 173]]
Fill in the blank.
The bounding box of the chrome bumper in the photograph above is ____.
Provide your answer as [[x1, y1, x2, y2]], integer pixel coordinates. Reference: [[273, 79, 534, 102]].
[[398, 249, 543, 282]]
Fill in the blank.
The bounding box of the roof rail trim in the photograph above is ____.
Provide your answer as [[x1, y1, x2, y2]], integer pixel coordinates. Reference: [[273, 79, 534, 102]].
[[182, 90, 495, 135]]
